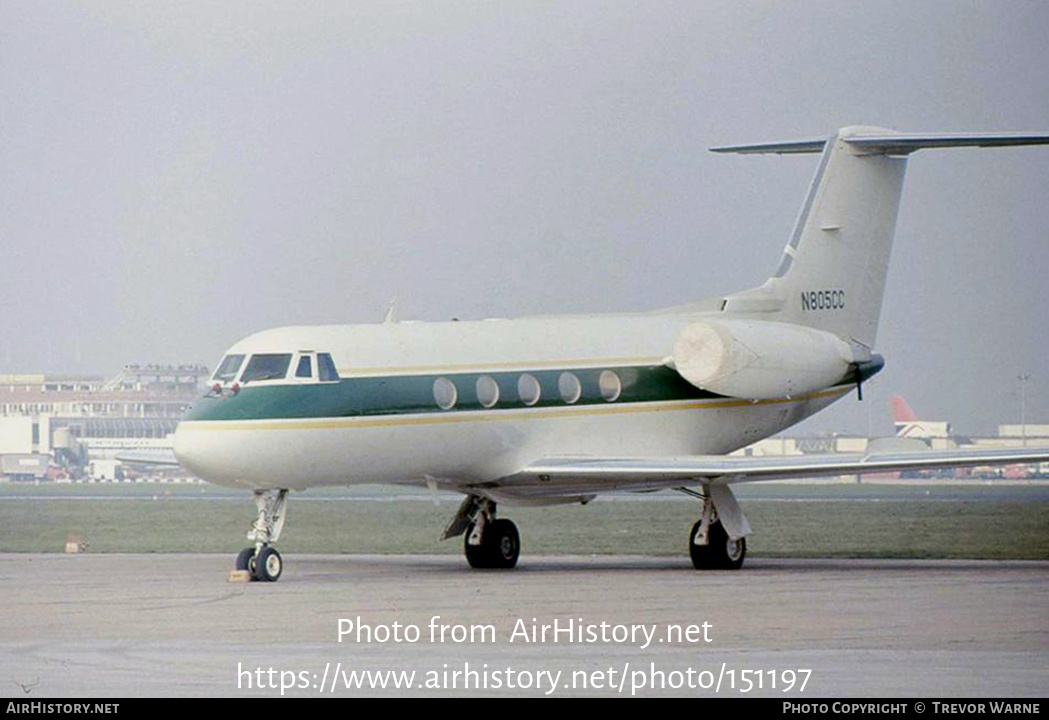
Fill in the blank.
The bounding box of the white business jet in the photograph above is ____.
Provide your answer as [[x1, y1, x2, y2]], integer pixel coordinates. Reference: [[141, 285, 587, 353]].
[[173, 125, 1049, 581]]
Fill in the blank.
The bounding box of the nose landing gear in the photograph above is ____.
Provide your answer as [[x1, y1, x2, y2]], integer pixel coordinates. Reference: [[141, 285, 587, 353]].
[[235, 488, 288, 582]]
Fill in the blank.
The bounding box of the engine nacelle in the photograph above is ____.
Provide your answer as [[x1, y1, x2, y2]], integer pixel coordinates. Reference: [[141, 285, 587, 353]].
[[672, 319, 854, 399]]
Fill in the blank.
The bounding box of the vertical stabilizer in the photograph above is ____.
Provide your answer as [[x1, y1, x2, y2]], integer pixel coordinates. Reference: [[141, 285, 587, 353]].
[[717, 126, 907, 356], [712, 126, 1049, 359], [889, 394, 918, 423]]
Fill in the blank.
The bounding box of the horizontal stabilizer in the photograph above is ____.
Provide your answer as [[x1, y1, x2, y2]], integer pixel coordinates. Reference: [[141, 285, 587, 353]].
[[712, 130, 1049, 156], [115, 449, 180, 466], [710, 139, 826, 155], [845, 132, 1049, 155]]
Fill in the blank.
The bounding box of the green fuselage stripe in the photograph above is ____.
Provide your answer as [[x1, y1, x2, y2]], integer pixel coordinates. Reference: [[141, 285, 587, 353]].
[[186, 366, 721, 422], [184, 359, 883, 423]]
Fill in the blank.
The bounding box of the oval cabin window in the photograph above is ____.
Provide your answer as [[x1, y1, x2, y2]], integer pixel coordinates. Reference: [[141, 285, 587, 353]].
[[476, 376, 499, 408], [558, 372, 582, 404], [433, 377, 458, 410], [517, 374, 541, 406], [599, 370, 622, 402]]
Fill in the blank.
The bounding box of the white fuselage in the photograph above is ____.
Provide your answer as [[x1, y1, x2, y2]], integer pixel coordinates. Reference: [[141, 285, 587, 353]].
[[173, 311, 849, 494]]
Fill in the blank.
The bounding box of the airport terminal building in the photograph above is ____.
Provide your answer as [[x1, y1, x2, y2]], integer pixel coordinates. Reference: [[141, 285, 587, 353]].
[[0, 364, 207, 481]]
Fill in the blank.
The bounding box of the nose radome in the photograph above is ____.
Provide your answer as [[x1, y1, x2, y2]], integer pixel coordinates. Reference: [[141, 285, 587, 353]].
[[172, 422, 256, 489], [173, 423, 209, 479]]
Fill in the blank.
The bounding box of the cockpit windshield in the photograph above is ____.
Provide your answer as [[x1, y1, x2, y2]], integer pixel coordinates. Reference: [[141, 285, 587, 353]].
[[240, 354, 293, 383], [212, 354, 246, 383]]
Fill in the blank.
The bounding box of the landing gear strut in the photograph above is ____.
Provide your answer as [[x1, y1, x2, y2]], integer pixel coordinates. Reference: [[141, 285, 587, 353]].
[[235, 488, 288, 582], [444, 495, 520, 569]]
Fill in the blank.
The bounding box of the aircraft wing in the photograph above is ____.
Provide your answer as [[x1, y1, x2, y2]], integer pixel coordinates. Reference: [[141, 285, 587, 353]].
[[478, 447, 1049, 499], [115, 448, 181, 467]]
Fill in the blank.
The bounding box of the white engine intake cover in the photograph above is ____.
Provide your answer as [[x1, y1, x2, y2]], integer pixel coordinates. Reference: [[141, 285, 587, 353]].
[[672, 319, 853, 399]]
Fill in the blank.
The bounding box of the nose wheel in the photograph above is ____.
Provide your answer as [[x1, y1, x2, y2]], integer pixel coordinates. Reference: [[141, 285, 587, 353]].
[[236, 545, 284, 581], [254, 546, 283, 581], [235, 547, 255, 573]]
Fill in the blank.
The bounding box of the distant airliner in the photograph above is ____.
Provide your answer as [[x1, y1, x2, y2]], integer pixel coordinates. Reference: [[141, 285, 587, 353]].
[[890, 394, 951, 440], [173, 125, 1049, 581]]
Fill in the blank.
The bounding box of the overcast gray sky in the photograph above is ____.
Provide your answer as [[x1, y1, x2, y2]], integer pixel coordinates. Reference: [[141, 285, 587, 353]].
[[1, 0, 1047, 436]]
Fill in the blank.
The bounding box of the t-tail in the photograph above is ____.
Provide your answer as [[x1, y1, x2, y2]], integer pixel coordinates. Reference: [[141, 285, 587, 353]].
[[890, 394, 919, 424], [713, 126, 1049, 362]]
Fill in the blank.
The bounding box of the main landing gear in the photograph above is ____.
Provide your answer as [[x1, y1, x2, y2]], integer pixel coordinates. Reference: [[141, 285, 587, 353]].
[[683, 486, 749, 570], [443, 495, 520, 569], [235, 488, 288, 582], [438, 488, 749, 571]]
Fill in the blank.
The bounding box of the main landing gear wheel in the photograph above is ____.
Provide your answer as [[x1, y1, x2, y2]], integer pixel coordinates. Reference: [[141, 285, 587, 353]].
[[690, 520, 745, 570], [465, 518, 520, 569]]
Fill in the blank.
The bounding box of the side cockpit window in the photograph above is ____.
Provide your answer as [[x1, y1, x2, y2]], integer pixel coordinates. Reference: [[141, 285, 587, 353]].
[[241, 354, 293, 383], [295, 355, 313, 379], [317, 353, 340, 382], [212, 354, 245, 383]]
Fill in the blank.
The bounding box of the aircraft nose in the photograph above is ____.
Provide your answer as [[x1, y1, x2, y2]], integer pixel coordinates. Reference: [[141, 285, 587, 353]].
[[172, 424, 196, 473], [173, 421, 262, 488], [173, 422, 217, 481]]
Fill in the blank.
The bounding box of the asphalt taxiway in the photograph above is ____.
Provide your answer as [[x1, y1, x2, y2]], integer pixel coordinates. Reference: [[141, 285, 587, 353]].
[[2, 554, 1047, 697]]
